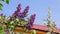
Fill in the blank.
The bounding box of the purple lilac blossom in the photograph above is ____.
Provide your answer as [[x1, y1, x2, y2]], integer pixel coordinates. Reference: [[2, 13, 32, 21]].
[[24, 14, 36, 30]]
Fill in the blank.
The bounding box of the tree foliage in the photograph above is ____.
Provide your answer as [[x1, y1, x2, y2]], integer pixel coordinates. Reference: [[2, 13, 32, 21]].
[[0, 0, 9, 10]]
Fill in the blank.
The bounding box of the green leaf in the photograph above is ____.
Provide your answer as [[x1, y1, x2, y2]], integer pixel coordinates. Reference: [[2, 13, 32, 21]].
[[0, 27, 3, 30], [2, 25, 6, 31], [0, 31, 5, 34], [25, 21, 28, 24], [10, 21, 14, 24], [31, 30, 36, 34], [0, 3, 3, 6], [0, 3, 3, 10], [2, 0, 4, 2], [19, 18, 22, 22], [0, 6, 2, 10], [6, 0, 9, 4], [0, 16, 4, 19]]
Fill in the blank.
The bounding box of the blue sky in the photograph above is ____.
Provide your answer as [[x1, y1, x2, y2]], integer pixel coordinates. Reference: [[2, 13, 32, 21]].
[[0, 0, 60, 28]]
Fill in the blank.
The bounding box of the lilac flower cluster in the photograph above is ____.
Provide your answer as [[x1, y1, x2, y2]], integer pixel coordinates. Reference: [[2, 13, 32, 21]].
[[13, 4, 29, 19], [0, 13, 3, 16], [24, 14, 36, 30], [12, 4, 36, 30], [13, 4, 36, 30]]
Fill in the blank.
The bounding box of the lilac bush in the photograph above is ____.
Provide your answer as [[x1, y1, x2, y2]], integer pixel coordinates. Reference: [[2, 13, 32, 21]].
[[0, 4, 36, 34]]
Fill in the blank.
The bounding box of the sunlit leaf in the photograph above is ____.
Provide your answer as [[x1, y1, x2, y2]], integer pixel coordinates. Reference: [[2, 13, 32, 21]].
[[31, 30, 36, 34], [10, 21, 14, 24], [0, 31, 5, 34], [0, 16, 1, 19]]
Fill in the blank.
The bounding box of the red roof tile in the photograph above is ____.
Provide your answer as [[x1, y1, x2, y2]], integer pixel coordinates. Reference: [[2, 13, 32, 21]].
[[32, 24, 60, 33]]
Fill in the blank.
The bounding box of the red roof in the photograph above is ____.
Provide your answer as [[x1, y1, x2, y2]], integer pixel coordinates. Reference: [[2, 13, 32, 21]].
[[32, 24, 60, 33]]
